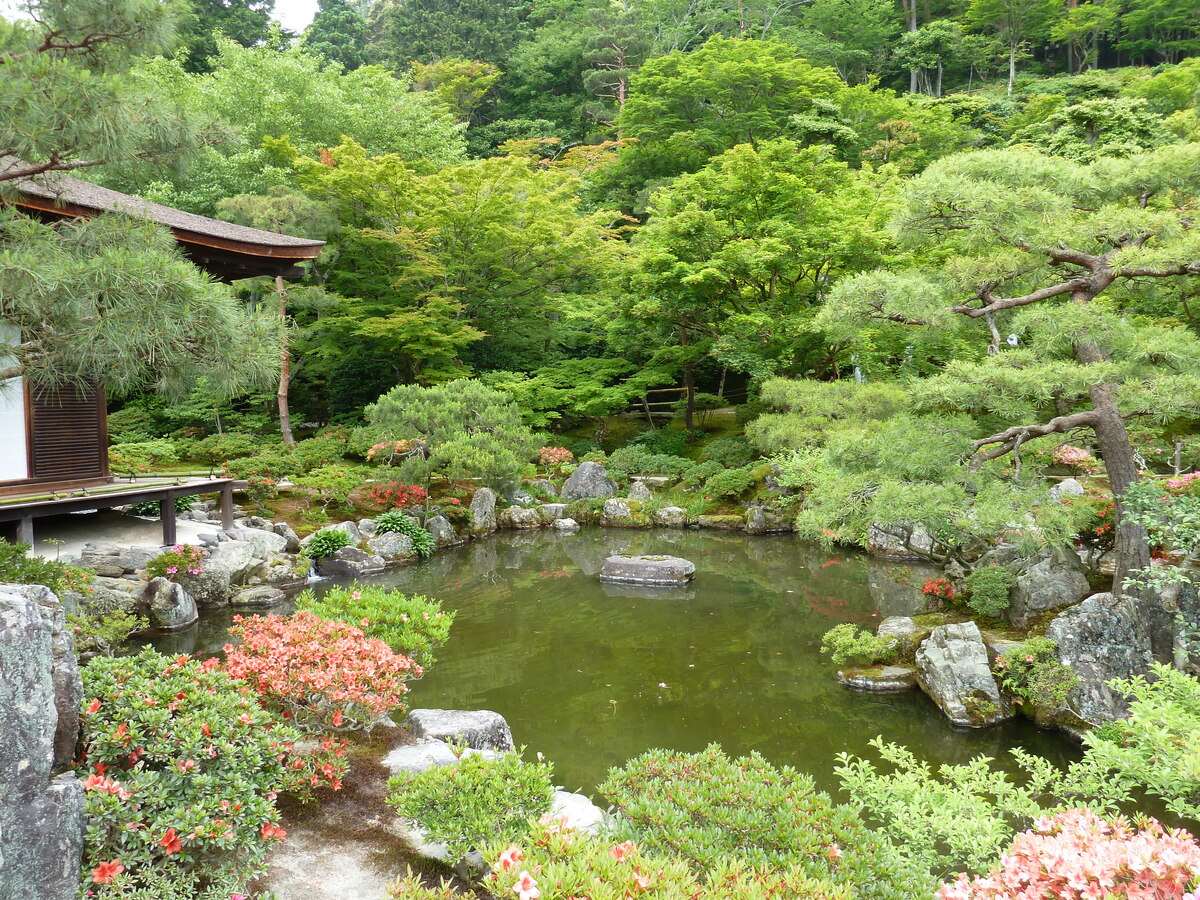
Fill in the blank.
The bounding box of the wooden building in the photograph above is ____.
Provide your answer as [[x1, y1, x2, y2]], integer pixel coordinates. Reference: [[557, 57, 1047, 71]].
[[0, 161, 323, 542]]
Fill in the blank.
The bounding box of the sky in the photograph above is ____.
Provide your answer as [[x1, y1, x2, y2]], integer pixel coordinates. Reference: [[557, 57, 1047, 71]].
[[0, 0, 321, 35]]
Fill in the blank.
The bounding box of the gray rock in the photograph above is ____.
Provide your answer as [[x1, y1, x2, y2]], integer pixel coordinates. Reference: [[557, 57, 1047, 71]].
[[382, 738, 498, 776], [550, 790, 606, 834], [877, 616, 918, 640], [602, 498, 633, 524], [140, 577, 198, 630], [600, 555, 696, 585], [838, 665, 919, 693], [553, 518, 580, 532], [315, 547, 386, 578], [425, 515, 458, 548], [562, 461, 617, 500], [632, 475, 672, 488], [1046, 592, 1154, 724], [228, 526, 288, 558], [0, 584, 85, 900], [916, 622, 1011, 727], [539, 503, 568, 522], [498, 506, 543, 529], [63, 582, 139, 620], [696, 515, 743, 530], [230, 585, 287, 608], [302, 521, 361, 547], [1009, 545, 1090, 627], [627, 481, 652, 502], [207, 540, 263, 584], [176, 569, 232, 608], [652, 506, 687, 527], [405, 708, 515, 751], [367, 532, 416, 563], [510, 489, 536, 506], [79, 542, 161, 576], [745, 504, 793, 535], [1049, 478, 1086, 502], [867, 523, 941, 560], [357, 518, 378, 538], [469, 488, 497, 536], [269, 522, 302, 552]]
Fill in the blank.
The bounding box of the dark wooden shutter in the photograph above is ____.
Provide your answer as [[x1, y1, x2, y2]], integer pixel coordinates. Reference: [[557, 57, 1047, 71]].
[[28, 382, 107, 479]]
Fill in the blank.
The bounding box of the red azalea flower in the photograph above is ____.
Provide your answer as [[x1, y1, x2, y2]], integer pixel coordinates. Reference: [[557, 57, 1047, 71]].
[[91, 860, 124, 883], [158, 827, 184, 855]]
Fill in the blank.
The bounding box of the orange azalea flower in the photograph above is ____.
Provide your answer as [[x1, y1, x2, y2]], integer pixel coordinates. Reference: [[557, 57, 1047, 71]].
[[158, 827, 184, 855], [91, 860, 124, 883]]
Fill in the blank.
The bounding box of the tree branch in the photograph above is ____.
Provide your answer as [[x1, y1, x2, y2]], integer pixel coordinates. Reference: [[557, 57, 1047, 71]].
[[952, 278, 1091, 318], [968, 410, 1098, 472]]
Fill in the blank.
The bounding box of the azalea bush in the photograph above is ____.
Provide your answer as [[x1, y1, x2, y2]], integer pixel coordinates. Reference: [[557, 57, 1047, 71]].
[[938, 809, 1200, 900], [144, 544, 207, 582], [1051, 444, 1101, 475], [304, 527, 354, 560], [820, 623, 896, 667], [225, 612, 422, 732], [386, 749, 555, 860], [294, 583, 453, 668], [922, 576, 956, 600], [994, 637, 1078, 710], [375, 510, 435, 558], [77, 649, 346, 897], [0, 538, 94, 595], [600, 745, 931, 900], [436, 496, 471, 525], [370, 480, 428, 509], [538, 445, 574, 474], [388, 822, 851, 900]]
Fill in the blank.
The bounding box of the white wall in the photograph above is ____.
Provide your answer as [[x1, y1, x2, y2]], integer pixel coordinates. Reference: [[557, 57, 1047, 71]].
[[0, 324, 28, 481]]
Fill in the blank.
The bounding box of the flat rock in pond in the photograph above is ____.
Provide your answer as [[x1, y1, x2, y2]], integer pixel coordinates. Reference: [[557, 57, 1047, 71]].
[[404, 708, 515, 751], [600, 554, 695, 585], [916, 622, 1012, 727], [838, 665, 919, 693]]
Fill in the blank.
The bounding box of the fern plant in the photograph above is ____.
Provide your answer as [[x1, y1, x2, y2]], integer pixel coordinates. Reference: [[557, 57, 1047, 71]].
[[376, 510, 436, 558]]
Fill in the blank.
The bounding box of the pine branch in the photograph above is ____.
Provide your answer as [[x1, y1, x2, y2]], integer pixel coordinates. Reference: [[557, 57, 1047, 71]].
[[968, 410, 1098, 471]]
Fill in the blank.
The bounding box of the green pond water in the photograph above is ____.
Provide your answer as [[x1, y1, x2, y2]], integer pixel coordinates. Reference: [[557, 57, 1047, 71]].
[[152, 527, 1079, 796]]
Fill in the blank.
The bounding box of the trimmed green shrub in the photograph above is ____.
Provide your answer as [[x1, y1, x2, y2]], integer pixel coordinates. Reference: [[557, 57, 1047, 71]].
[[0, 538, 94, 595], [386, 750, 555, 859], [680, 460, 724, 490], [606, 446, 694, 478], [700, 435, 754, 467], [702, 464, 758, 498], [305, 528, 354, 559], [600, 745, 932, 900], [376, 511, 435, 558], [964, 565, 1014, 618], [108, 440, 179, 474], [188, 433, 261, 466], [295, 583, 453, 668], [821, 623, 895, 667]]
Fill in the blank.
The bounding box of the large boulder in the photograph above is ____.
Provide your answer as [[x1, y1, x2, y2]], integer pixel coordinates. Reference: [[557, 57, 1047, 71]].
[[652, 506, 687, 527], [179, 540, 262, 607], [539, 503, 568, 523], [302, 521, 361, 547], [425, 515, 459, 548], [1045, 592, 1154, 724], [226, 526, 288, 559], [601, 498, 635, 526], [553, 518, 580, 532], [268, 521, 302, 553], [140, 577, 198, 630], [498, 506, 543, 529], [315, 547, 385, 578], [915, 622, 1011, 727], [562, 461, 617, 500], [550, 790, 606, 835], [0, 584, 85, 900], [367, 532, 417, 564], [867, 523, 941, 560], [230, 585, 287, 608], [627, 481, 652, 502], [469, 488, 497, 536], [404, 708, 515, 751], [696, 515, 743, 530], [382, 738, 499, 776], [1008, 546, 1090, 627], [531, 479, 558, 498], [79, 542, 160, 577], [600, 555, 695, 585], [745, 504, 793, 535]]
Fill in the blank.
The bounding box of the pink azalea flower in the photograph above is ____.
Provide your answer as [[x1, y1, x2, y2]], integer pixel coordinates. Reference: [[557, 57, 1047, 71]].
[[610, 840, 635, 862], [512, 871, 540, 900]]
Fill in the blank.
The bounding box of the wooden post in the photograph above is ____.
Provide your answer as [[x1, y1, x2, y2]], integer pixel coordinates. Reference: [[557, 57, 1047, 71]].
[[16, 514, 34, 546], [161, 495, 177, 546], [276, 275, 295, 446], [220, 483, 235, 531]]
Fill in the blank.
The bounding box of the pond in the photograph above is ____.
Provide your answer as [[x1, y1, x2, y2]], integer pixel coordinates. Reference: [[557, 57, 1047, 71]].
[[152, 527, 1079, 796]]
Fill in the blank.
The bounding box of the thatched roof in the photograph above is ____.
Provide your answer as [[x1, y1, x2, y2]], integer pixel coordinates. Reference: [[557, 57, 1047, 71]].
[[1, 157, 324, 280]]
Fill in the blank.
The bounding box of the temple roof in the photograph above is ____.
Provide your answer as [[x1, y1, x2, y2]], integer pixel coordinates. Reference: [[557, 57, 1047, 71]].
[[1, 157, 325, 281]]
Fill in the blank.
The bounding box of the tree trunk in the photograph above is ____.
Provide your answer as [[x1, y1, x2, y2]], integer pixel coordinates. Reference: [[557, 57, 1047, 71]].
[[1007, 43, 1016, 95], [936, 58, 943, 98], [275, 275, 295, 447], [680, 325, 695, 432], [1075, 341, 1149, 596]]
